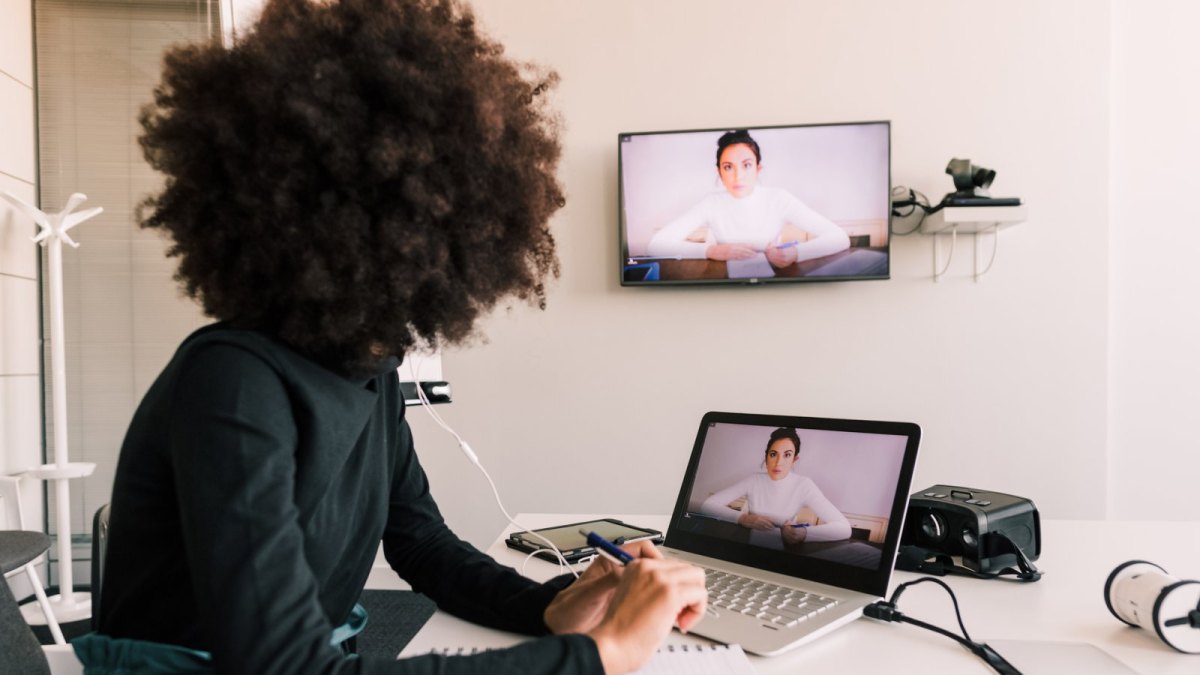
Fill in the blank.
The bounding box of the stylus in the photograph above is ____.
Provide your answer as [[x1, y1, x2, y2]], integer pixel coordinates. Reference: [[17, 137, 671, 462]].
[[580, 530, 635, 566], [772, 240, 800, 250]]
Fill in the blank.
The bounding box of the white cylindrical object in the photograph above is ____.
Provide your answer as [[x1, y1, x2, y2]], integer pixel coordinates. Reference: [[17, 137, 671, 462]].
[[1105, 560, 1200, 654], [43, 222, 90, 620], [48, 235, 76, 603], [48, 236, 68, 468]]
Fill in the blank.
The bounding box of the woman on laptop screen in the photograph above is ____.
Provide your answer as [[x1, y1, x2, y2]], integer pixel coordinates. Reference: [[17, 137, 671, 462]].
[[698, 427, 852, 547]]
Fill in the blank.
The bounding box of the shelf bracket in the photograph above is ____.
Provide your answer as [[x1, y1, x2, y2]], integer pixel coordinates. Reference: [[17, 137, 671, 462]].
[[920, 204, 1026, 282], [973, 224, 1000, 282], [933, 226, 957, 282]]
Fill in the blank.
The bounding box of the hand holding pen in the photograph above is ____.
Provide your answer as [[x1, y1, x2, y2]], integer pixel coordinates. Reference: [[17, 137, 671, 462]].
[[578, 530, 708, 674], [580, 530, 708, 628], [581, 530, 636, 566], [781, 520, 810, 545], [766, 239, 800, 267], [544, 536, 658, 636]]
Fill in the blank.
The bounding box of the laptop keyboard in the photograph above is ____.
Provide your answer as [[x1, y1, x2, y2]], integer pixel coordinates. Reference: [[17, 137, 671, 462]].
[[703, 567, 839, 628]]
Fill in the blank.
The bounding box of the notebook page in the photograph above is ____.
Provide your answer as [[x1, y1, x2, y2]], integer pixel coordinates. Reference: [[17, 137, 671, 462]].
[[637, 643, 757, 674], [726, 253, 775, 279], [421, 643, 757, 674]]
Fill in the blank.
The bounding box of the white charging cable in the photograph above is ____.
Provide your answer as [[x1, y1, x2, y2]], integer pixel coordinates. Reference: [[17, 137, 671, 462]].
[[407, 357, 579, 578]]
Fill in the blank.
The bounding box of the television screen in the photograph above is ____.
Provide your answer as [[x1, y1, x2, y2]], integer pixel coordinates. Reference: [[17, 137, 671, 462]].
[[618, 121, 891, 286]]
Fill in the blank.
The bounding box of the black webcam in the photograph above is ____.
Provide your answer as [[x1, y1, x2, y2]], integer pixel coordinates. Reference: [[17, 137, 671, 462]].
[[946, 158, 996, 198]]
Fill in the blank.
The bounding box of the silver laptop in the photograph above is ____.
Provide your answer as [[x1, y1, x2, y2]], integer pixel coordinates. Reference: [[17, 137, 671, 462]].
[[660, 411, 921, 656]]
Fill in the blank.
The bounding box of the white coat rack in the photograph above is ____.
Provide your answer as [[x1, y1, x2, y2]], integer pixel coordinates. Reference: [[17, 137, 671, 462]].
[[1, 190, 102, 625]]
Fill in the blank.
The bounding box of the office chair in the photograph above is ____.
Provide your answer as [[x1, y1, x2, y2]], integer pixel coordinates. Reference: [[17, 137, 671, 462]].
[[1, 559, 52, 675], [90, 504, 110, 632], [0, 475, 66, 644]]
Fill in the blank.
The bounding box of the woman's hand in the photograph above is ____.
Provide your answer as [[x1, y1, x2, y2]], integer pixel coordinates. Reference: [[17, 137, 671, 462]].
[[766, 242, 799, 267], [737, 512, 776, 530], [780, 523, 808, 546], [543, 540, 661, 635], [707, 243, 758, 261], [587, 558, 708, 674]]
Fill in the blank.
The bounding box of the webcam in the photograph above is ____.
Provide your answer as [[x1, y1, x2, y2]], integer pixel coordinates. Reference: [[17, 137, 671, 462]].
[[945, 158, 996, 198]]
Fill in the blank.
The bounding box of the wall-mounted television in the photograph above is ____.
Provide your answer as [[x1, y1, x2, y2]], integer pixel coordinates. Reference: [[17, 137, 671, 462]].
[[619, 121, 891, 286]]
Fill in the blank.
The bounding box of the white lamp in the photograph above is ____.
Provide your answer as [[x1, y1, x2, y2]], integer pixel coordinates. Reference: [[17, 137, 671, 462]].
[[1, 189, 102, 625]]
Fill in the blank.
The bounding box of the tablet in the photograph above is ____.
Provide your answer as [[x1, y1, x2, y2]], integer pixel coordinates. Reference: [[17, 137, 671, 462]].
[[505, 518, 664, 563]]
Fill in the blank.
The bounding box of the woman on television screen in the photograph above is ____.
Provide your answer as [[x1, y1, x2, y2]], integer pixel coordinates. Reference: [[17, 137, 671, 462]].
[[645, 129, 850, 267]]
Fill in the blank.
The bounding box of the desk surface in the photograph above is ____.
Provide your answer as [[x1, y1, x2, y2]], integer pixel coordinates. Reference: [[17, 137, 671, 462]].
[[400, 515, 1200, 674]]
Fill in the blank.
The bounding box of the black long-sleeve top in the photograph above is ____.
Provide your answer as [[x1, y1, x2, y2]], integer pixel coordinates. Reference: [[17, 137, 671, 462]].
[[99, 324, 602, 674]]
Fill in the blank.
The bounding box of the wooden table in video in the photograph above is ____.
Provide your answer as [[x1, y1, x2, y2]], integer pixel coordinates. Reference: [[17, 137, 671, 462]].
[[636, 247, 887, 281]]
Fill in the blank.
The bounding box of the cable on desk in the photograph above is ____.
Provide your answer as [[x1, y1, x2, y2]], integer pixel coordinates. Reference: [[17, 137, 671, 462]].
[[863, 577, 1022, 675]]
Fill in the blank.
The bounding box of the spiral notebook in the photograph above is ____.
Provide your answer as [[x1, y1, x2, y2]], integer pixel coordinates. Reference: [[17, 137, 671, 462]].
[[423, 643, 756, 674]]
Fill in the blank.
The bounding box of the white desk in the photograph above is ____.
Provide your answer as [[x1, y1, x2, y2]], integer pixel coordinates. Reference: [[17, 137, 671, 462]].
[[401, 515, 1200, 674]]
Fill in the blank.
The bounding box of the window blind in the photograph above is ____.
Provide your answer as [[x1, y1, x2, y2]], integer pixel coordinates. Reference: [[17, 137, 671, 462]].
[[34, 0, 215, 577]]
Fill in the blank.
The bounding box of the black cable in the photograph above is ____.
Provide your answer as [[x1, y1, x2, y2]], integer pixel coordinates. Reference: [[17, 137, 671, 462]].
[[864, 576, 1022, 675], [889, 577, 972, 640], [897, 533, 1042, 583], [890, 187, 949, 235]]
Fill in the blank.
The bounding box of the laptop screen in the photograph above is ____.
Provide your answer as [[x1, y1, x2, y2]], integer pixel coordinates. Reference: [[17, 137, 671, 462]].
[[666, 412, 920, 597]]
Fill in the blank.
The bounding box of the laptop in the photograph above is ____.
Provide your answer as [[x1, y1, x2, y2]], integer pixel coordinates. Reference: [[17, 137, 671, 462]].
[[659, 411, 921, 656]]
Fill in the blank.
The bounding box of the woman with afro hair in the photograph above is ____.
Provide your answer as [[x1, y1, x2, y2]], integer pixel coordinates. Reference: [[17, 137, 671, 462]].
[[78, 0, 706, 672]]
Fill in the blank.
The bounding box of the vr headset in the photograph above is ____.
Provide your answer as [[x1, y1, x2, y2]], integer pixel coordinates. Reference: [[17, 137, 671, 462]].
[[899, 485, 1042, 582]]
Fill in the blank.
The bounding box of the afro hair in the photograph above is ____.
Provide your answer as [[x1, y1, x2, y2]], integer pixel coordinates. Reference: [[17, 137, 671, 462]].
[[138, 0, 564, 373]]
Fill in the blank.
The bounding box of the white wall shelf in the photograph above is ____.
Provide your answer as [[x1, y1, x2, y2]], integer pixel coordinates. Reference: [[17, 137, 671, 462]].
[[920, 204, 1027, 281]]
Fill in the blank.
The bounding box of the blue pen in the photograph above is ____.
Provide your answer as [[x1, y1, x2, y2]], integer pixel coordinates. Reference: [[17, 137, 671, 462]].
[[773, 240, 800, 250], [580, 529, 635, 566], [789, 522, 811, 528]]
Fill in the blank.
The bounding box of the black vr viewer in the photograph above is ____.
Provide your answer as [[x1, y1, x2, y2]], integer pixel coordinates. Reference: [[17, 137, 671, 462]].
[[899, 485, 1042, 582]]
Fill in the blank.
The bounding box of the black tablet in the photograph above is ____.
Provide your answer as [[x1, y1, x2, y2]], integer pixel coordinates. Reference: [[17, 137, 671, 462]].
[[505, 518, 664, 563]]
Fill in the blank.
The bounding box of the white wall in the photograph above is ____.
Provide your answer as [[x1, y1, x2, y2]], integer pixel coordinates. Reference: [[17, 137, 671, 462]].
[[1109, 0, 1200, 519], [0, 0, 45, 597], [411, 0, 1116, 548]]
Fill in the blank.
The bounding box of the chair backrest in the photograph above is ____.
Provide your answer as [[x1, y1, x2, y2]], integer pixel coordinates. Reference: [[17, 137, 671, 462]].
[[0, 475, 28, 531], [1, 475, 48, 600], [1, 574, 51, 675], [91, 504, 111, 632]]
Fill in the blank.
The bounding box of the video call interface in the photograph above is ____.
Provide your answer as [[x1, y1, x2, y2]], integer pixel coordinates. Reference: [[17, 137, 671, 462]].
[[619, 121, 891, 285], [679, 422, 908, 570]]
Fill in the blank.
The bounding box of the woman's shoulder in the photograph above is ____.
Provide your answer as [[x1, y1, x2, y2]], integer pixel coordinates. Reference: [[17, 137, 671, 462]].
[[758, 185, 804, 204], [175, 323, 318, 375], [158, 325, 290, 390], [178, 323, 398, 397], [180, 322, 280, 353], [780, 472, 816, 487], [794, 474, 822, 491], [746, 472, 775, 486]]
